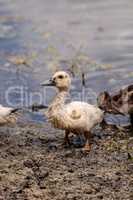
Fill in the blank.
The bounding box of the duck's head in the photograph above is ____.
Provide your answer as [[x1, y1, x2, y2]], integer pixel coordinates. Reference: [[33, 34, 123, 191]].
[[97, 91, 112, 111], [41, 71, 71, 91]]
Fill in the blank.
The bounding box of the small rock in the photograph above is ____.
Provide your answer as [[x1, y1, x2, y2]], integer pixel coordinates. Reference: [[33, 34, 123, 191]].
[[39, 181, 46, 189], [23, 160, 34, 168], [83, 185, 95, 194], [48, 143, 57, 151], [68, 168, 74, 173], [38, 170, 49, 179]]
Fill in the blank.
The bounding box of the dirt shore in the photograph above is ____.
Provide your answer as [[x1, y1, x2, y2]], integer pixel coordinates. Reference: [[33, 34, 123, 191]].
[[0, 122, 132, 200]]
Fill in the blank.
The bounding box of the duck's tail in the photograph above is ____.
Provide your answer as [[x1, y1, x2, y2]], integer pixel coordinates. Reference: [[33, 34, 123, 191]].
[[10, 108, 22, 114]]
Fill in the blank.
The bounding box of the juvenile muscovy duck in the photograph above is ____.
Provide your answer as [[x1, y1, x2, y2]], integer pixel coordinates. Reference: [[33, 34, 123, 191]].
[[97, 84, 133, 129], [41, 71, 104, 151]]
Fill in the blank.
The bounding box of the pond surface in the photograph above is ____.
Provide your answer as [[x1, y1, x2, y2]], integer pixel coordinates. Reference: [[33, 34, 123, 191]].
[[0, 0, 132, 124]]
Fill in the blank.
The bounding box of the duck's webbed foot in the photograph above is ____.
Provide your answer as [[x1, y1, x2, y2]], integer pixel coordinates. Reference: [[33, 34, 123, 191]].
[[83, 143, 91, 152], [82, 131, 91, 152]]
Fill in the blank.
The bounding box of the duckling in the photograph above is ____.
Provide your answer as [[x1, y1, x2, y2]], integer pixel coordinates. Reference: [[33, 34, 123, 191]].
[[41, 71, 104, 151], [0, 104, 19, 126], [97, 84, 133, 128]]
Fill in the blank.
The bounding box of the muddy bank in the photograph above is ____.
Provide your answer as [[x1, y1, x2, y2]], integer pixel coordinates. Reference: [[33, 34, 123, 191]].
[[0, 122, 132, 200]]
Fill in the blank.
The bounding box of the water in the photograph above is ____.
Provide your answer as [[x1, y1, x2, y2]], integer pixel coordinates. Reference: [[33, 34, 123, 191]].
[[0, 0, 132, 124]]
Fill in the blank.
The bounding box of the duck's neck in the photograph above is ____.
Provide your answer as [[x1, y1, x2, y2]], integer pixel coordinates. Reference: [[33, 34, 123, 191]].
[[48, 90, 68, 114]]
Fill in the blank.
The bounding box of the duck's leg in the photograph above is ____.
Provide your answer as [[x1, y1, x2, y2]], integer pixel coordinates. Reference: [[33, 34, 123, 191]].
[[100, 118, 108, 129], [64, 130, 71, 145], [83, 131, 91, 152], [130, 113, 133, 133]]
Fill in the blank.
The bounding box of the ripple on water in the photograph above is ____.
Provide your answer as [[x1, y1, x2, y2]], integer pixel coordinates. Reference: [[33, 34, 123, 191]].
[[0, 23, 17, 39]]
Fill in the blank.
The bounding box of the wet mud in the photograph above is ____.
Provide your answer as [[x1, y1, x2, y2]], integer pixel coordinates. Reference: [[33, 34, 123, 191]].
[[0, 123, 132, 200]]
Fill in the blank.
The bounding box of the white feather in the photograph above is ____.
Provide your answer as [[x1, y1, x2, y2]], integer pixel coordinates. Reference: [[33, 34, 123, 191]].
[[0, 104, 14, 117]]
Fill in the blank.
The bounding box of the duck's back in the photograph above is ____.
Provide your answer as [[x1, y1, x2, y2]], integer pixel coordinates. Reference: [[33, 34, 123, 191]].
[[66, 101, 100, 113], [112, 84, 133, 114]]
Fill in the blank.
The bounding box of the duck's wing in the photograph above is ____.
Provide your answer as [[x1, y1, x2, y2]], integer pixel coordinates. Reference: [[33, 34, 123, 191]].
[[59, 101, 103, 131], [64, 102, 83, 120], [64, 101, 103, 120]]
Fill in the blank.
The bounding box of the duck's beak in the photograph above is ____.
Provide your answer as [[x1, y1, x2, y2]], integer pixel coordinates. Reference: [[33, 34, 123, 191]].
[[41, 79, 55, 87]]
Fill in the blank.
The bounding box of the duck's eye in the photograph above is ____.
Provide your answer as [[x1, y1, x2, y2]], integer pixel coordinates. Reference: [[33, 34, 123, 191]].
[[58, 75, 64, 79]]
